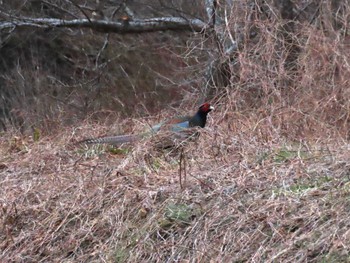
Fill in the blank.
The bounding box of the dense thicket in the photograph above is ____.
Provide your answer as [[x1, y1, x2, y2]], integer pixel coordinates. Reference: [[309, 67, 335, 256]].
[[1, 0, 350, 139]]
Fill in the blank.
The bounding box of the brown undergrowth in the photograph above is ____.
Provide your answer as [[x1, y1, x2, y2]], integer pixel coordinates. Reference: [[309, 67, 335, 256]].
[[1, 106, 350, 262], [2, 2, 350, 262]]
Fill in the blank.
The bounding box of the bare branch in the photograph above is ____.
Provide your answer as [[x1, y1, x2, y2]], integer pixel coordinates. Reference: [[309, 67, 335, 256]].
[[0, 16, 207, 34], [41, 0, 79, 19], [65, 0, 92, 23], [204, 0, 216, 25]]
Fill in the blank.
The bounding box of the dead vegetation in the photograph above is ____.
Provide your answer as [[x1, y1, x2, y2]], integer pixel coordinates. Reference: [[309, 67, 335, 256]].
[[1, 1, 350, 262], [1, 106, 350, 262]]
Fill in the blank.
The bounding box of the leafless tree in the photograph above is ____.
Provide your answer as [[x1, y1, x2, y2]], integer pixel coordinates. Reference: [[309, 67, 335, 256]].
[[0, 0, 346, 131]]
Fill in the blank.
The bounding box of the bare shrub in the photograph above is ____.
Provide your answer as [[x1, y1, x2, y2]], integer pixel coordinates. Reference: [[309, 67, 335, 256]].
[[2, 1, 350, 262]]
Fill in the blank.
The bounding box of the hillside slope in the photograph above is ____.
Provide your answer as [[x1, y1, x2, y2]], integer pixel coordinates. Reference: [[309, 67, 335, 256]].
[[1, 108, 349, 262]]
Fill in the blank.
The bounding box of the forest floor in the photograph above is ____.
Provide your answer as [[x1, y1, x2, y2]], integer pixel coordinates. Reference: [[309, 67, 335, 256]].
[[1, 108, 350, 262]]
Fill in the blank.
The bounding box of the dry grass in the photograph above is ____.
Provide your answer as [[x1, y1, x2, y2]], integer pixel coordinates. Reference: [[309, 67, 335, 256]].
[[1, 106, 350, 262], [2, 1, 350, 262]]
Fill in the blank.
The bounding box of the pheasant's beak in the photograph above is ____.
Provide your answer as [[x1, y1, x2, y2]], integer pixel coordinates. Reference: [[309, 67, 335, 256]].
[[209, 106, 214, 111]]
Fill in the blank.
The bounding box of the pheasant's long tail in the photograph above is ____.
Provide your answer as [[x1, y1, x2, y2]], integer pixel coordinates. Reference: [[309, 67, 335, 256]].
[[79, 134, 140, 145]]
